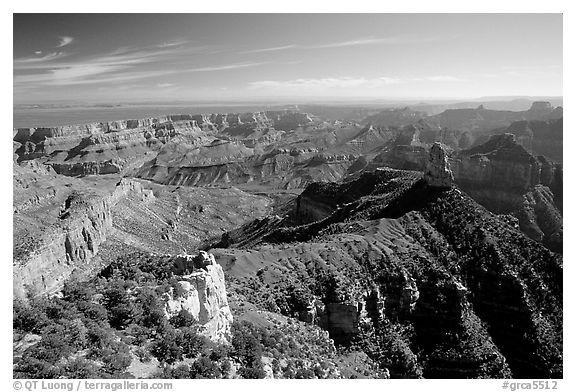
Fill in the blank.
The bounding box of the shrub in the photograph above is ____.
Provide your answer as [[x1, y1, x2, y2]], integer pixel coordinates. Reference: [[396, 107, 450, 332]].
[[171, 364, 192, 379], [62, 358, 101, 378], [101, 350, 132, 374], [136, 288, 168, 332], [190, 356, 222, 378], [14, 355, 61, 379], [150, 327, 183, 364], [231, 321, 266, 379], [13, 298, 49, 334], [294, 368, 315, 379], [180, 326, 208, 358], [238, 365, 266, 379], [169, 309, 196, 329], [103, 281, 137, 330]]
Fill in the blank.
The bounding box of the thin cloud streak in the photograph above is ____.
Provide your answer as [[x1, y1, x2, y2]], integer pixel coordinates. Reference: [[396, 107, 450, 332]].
[[242, 44, 297, 54], [313, 37, 401, 48], [14, 57, 267, 88], [243, 35, 456, 54], [14, 43, 203, 87], [187, 62, 266, 73], [14, 52, 68, 65]]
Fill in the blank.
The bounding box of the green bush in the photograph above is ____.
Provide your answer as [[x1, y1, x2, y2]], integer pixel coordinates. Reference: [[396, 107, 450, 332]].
[[150, 326, 183, 364], [169, 309, 196, 328]]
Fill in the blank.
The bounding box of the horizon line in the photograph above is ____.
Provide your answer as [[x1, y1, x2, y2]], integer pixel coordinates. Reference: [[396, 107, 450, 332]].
[[14, 95, 564, 106]]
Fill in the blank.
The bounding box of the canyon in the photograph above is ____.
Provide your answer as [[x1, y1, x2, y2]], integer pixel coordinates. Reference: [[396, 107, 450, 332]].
[[13, 102, 562, 379]]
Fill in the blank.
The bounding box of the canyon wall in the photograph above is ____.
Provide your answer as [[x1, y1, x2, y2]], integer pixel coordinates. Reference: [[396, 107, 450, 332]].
[[13, 178, 154, 299]]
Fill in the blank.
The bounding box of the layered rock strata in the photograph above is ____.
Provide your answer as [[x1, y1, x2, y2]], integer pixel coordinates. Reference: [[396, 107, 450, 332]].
[[13, 176, 154, 299]]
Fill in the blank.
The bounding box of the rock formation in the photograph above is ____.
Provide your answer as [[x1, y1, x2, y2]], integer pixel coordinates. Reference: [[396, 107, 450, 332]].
[[450, 134, 562, 250], [162, 251, 233, 343], [515, 185, 563, 252], [13, 163, 154, 299], [452, 134, 560, 195], [498, 118, 563, 162], [424, 142, 454, 188], [12, 103, 563, 379], [216, 167, 561, 377], [367, 122, 467, 173]]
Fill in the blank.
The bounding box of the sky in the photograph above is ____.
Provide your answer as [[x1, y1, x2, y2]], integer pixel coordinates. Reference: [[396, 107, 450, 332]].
[[13, 13, 563, 104]]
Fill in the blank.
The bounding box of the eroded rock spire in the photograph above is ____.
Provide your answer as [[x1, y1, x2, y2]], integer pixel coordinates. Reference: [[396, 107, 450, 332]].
[[424, 142, 454, 188]]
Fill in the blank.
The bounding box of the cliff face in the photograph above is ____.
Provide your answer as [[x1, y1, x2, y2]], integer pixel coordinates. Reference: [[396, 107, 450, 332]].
[[452, 134, 561, 208], [137, 145, 355, 190], [162, 252, 233, 343], [14, 119, 206, 177], [516, 185, 563, 252], [450, 134, 562, 251], [499, 118, 563, 162], [373, 145, 427, 171], [453, 134, 541, 194], [367, 123, 467, 173], [13, 110, 315, 182], [13, 175, 154, 300]]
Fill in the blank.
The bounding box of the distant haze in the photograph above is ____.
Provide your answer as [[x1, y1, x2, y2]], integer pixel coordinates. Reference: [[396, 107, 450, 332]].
[[13, 14, 562, 104]]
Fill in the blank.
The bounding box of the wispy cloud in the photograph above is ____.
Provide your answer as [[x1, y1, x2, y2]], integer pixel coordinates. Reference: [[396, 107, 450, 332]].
[[14, 38, 266, 88], [187, 62, 265, 73], [57, 36, 74, 48], [242, 44, 297, 54], [14, 52, 68, 66], [157, 40, 189, 48], [312, 37, 402, 48], [156, 83, 174, 88], [243, 35, 455, 54]]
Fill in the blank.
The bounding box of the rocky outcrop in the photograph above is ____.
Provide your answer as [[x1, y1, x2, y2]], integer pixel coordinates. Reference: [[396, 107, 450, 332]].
[[515, 185, 563, 252], [424, 143, 453, 188], [498, 118, 563, 162], [373, 145, 427, 171], [367, 122, 468, 172], [162, 251, 233, 343], [452, 134, 561, 207], [450, 134, 562, 251], [50, 160, 124, 176], [524, 101, 563, 121], [13, 176, 154, 299]]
